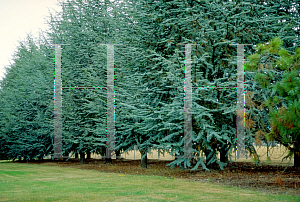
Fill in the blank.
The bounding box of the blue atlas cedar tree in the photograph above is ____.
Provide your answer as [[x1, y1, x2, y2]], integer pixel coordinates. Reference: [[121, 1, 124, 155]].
[[41, 0, 299, 169], [0, 35, 54, 161], [115, 0, 300, 170], [45, 0, 117, 164]]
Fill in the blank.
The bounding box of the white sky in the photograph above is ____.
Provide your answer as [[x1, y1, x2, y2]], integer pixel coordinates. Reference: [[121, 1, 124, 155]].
[[0, 0, 63, 82]]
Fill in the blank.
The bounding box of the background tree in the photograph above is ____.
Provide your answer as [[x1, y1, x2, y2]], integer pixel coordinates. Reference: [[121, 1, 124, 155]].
[[245, 37, 300, 167], [0, 35, 54, 161]]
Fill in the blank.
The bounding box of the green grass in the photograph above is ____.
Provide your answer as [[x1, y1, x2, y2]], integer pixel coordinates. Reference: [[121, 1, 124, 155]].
[[0, 161, 299, 202]]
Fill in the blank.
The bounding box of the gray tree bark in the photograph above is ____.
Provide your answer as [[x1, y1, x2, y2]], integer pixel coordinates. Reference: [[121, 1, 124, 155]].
[[294, 137, 300, 167], [140, 148, 147, 169]]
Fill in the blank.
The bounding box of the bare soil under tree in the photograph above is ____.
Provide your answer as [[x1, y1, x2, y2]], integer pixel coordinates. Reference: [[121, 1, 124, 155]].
[[13, 158, 300, 197]]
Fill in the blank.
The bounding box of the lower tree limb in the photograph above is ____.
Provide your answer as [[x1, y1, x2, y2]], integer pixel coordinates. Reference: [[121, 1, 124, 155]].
[[105, 148, 112, 164], [205, 150, 218, 169]]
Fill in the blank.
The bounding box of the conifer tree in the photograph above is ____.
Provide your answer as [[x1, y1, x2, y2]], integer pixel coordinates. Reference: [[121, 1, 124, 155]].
[[245, 37, 300, 167], [116, 0, 300, 170], [2, 0, 299, 171], [0, 35, 54, 161], [44, 0, 132, 164], [45, 0, 109, 163]]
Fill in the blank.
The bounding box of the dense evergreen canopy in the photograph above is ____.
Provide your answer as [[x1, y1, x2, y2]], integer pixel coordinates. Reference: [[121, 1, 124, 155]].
[[245, 37, 300, 167], [0, 36, 54, 161], [0, 0, 299, 170]]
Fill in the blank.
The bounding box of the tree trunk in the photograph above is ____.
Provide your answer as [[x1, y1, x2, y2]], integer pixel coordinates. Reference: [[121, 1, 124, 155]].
[[116, 150, 121, 159], [295, 150, 300, 167], [75, 153, 78, 159], [105, 148, 112, 164], [220, 152, 228, 163], [267, 141, 269, 159], [105, 157, 112, 164], [220, 149, 229, 163], [86, 151, 91, 159], [294, 140, 300, 167], [80, 152, 85, 164], [140, 148, 147, 169]]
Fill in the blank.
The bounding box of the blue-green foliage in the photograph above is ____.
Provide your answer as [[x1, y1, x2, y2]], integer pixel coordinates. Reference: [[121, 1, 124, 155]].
[[245, 37, 300, 164], [45, 0, 117, 157], [115, 0, 300, 170], [0, 36, 54, 161], [0, 0, 299, 170]]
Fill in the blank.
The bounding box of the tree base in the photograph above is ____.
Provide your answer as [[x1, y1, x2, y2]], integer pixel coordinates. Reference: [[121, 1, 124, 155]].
[[140, 149, 148, 169], [116, 150, 121, 159], [294, 150, 300, 167], [87, 151, 91, 159], [80, 153, 85, 164], [105, 158, 112, 164]]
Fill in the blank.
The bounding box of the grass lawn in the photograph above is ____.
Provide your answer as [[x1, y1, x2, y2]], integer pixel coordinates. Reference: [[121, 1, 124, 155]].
[[0, 160, 299, 202]]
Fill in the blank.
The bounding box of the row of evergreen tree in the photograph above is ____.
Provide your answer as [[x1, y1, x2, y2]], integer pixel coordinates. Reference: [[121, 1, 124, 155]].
[[0, 0, 299, 169]]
